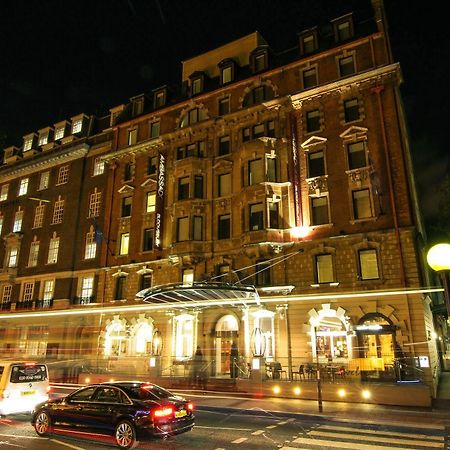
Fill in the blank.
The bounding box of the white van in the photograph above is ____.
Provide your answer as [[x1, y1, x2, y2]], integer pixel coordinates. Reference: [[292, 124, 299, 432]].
[[0, 361, 49, 415]]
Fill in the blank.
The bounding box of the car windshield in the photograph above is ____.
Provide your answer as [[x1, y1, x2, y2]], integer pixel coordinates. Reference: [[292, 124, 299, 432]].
[[124, 384, 173, 400]]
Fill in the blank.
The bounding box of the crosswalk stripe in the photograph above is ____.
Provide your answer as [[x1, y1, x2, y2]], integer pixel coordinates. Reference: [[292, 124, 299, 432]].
[[231, 437, 248, 444], [293, 436, 421, 450], [308, 430, 443, 448], [320, 425, 444, 441]]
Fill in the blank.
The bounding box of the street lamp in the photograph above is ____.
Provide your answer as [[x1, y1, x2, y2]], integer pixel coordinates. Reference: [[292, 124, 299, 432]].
[[427, 243, 450, 316]]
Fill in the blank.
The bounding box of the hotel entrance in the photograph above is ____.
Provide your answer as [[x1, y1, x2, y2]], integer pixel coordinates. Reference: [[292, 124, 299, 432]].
[[215, 315, 239, 376]]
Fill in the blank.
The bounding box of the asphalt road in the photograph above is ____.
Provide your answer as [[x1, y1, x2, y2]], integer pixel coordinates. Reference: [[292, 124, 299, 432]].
[[1, 394, 449, 450]]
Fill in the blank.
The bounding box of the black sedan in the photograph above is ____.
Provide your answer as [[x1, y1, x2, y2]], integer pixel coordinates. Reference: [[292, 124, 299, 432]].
[[31, 381, 195, 449]]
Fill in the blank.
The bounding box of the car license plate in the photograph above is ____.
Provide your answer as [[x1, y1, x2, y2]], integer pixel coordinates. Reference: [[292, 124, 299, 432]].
[[21, 390, 36, 396], [175, 409, 187, 418]]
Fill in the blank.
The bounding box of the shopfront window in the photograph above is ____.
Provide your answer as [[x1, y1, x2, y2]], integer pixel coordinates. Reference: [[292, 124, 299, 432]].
[[314, 316, 348, 361], [174, 314, 194, 360]]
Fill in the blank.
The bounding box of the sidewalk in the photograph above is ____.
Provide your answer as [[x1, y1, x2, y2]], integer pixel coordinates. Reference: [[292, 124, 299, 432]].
[[434, 370, 450, 408]]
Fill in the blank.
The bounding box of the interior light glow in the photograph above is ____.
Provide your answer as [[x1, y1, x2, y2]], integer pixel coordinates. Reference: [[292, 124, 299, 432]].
[[362, 390, 371, 399], [291, 226, 310, 239]]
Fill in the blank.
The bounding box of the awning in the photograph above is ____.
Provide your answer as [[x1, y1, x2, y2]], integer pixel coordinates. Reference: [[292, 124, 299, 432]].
[[136, 282, 260, 307]]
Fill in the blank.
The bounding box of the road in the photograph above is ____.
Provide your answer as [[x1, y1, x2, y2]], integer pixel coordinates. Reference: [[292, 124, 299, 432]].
[[1, 393, 449, 450]]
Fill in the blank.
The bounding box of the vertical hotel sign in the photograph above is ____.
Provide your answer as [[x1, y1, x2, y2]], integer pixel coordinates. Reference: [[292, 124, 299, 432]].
[[154, 152, 166, 250], [290, 111, 302, 227]]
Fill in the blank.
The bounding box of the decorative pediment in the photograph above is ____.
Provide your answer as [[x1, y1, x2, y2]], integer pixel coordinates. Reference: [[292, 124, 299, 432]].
[[339, 126, 368, 141], [141, 177, 157, 188], [212, 158, 233, 170], [118, 184, 135, 194], [301, 135, 327, 150]]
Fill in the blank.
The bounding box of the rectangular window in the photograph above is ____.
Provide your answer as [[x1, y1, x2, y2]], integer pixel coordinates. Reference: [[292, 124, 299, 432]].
[[218, 173, 232, 197], [192, 77, 202, 95], [267, 120, 275, 137], [28, 241, 40, 267], [177, 217, 189, 241], [23, 137, 33, 151], [250, 203, 264, 231], [39, 171, 50, 190], [89, 190, 102, 217], [147, 156, 157, 175], [23, 282, 34, 302], [302, 34, 316, 54], [128, 129, 137, 146], [311, 196, 329, 225], [344, 98, 360, 122], [308, 151, 325, 178], [219, 97, 230, 116], [182, 268, 194, 286], [121, 196, 132, 217], [146, 192, 156, 213], [140, 273, 152, 290], [255, 261, 271, 286], [242, 127, 251, 142], [218, 214, 231, 239], [13, 210, 23, 232], [194, 176, 203, 199], [303, 67, 318, 89], [178, 177, 189, 200], [115, 276, 126, 300], [1, 285, 12, 304], [42, 280, 54, 303], [353, 189, 373, 219], [266, 157, 277, 182], [306, 109, 320, 133], [154, 90, 166, 108], [72, 118, 83, 134], [57, 165, 69, 185], [47, 238, 60, 264], [253, 123, 265, 139], [316, 254, 334, 283], [18, 178, 29, 196], [177, 146, 186, 160], [119, 232, 129, 255], [0, 185, 8, 201], [218, 135, 230, 156], [38, 133, 48, 146], [248, 159, 264, 185], [268, 202, 279, 228], [85, 231, 97, 259], [150, 121, 160, 139], [54, 126, 65, 140], [81, 276, 94, 300], [52, 199, 64, 224], [93, 158, 105, 176], [347, 141, 367, 169], [193, 216, 203, 241], [8, 248, 18, 267], [359, 249, 380, 280], [339, 55, 355, 77], [221, 66, 232, 84], [124, 163, 133, 181], [143, 228, 154, 251], [337, 20, 352, 41], [188, 108, 199, 124]]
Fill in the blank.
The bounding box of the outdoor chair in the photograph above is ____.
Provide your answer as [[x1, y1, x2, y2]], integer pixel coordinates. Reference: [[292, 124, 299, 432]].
[[291, 364, 306, 380]]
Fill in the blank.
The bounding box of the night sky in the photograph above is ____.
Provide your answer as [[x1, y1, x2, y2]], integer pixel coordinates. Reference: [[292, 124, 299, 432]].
[[1, 0, 448, 234]]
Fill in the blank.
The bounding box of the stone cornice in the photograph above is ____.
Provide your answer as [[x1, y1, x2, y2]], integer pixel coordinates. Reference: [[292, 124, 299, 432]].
[[102, 138, 164, 162]]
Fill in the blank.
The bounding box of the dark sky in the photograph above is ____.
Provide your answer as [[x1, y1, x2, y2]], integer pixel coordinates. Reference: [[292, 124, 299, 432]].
[[1, 0, 448, 228]]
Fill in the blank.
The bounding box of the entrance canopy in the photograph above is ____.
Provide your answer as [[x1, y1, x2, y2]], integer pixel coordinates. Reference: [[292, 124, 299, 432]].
[[136, 282, 260, 308]]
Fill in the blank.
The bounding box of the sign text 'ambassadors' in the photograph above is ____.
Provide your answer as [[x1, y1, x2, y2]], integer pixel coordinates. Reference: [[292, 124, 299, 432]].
[[154, 152, 166, 250]]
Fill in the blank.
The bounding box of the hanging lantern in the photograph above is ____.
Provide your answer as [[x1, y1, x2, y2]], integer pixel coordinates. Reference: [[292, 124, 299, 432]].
[[251, 327, 266, 357], [151, 329, 163, 356]]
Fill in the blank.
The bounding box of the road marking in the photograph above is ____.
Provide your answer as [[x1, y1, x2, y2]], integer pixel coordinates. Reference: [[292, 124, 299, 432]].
[[0, 433, 42, 440], [51, 439, 86, 450], [196, 426, 252, 431], [277, 421, 288, 425], [231, 437, 248, 444], [266, 425, 277, 429], [320, 425, 445, 441], [251, 430, 265, 435]]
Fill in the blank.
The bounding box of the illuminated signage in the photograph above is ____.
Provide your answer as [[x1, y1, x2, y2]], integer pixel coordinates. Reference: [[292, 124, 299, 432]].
[[154, 152, 165, 250], [290, 112, 302, 227]]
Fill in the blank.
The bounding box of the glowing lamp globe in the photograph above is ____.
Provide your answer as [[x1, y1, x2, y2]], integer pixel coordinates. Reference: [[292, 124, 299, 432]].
[[427, 244, 450, 272]]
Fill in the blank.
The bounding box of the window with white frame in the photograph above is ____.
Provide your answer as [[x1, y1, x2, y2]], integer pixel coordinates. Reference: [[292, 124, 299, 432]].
[[174, 314, 194, 359], [359, 249, 380, 280], [54, 126, 65, 140], [119, 232, 129, 255], [93, 157, 105, 176], [47, 236, 60, 264], [0, 184, 8, 201], [80, 276, 94, 300], [57, 165, 69, 185], [39, 171, 50, 190], [18, 178, 29, 196], [88, 189, 102, 217], [1, 285, 12, 305], [42, 280, 54, 305], [33, 204, 45, 228], [13, 210, 23, 232], [23, 136, 33, 151], [72, 118, 83, 134], [146, 192, 156, 213], [8, 247, 18, 267], [52, 198, 64, 224], [316, 254, 335, 283], [38, 133, 48, 146], [28, 241, 40, 267], [85, 228, 97, 259], [23, 282, 34, 301]]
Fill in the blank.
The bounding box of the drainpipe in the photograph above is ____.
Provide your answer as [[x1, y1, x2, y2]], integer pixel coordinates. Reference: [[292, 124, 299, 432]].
[[372, 85, 406, 287]]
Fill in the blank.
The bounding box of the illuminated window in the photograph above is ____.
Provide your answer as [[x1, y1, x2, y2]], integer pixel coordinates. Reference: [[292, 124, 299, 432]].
[[0, 184, 8, 201], [23, 136, 33, 151], [191, 77, 202, 95], [93, 157, 105, 176], [174, 314, 194, 359], [128, 128, 137, 146], [52, 198, 65, 224], [57, 165, 69, 185], [13, 210, 23, 232], [85, 229, 97, 259], [253, 310, 275, 359], [72, 118, 83, 134], [33, 204, 45, 228], [182, 269, 194, 286], [119, 233, 129, 255], [311, 196, 329, 225], [359, 249, 380, 280], [180, 107, 206, 128], [38, 132, 48, 146], [146, 192, 156, 213], [316, 254, 334, 283], [218, 173, 231, 197], [42, 280, 54, 306], [80, 276, 94, 301], [54, 126, 65, 140], [0, 215, 3, 235], [18, 178, 29, 196], [135, 322, 153, 354], [28, 241, 40, 267], [39, 171, 50, 190], [177, 217, 189, 241], [89, 189, 102, 217], [1, 285, 12, 305], [47, 237, 60, 264], [8, 247, 18, 267], [300, 30, 317, 54], [221, 65, 233, 84], [22, 282, 34, 302], [248, 159, 264, 185], [353, 189, 373, 219]]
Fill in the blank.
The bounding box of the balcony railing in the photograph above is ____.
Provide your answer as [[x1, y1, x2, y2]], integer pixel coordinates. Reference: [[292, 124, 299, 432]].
[[15, 300, 34, 310], [35, 298, 54, 309], [71, 296, 95, 305], [0, 301, 11, 311]]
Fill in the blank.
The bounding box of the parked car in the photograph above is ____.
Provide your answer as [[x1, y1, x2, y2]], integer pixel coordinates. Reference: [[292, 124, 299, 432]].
[[31, 381, 195, 449], [0, 361, 49, 416]]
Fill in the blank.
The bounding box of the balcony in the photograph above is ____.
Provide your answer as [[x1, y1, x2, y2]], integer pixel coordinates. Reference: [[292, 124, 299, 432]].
[[71, 296, 96, 305], [35, 298, 54, 309], [15, 300, 34, 310], [0, 302, 11, 311]]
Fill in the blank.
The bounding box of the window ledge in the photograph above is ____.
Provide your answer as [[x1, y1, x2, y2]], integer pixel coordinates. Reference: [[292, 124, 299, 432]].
[[350, 217, 377, 225]]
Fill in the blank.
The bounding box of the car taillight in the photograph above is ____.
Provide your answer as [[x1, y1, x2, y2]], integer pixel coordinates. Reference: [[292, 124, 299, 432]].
[[186, 402, 194, 411], [152, 406, 174, 419]]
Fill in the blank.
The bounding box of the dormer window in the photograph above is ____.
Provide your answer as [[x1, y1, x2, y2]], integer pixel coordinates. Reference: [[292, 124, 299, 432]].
[[333, 14, 354, 42], [153, 88, 167, 109], [72, 118, 83, 134], [131, 95, 145, 117], [299, 29, 318, 55], [219, 59, 235, 85], [38, 133, 48, 146], [23, 136, 33, 152], [54, 121, 70, 140], [251, 47, 269, 73], [192, 77, 202, 95]]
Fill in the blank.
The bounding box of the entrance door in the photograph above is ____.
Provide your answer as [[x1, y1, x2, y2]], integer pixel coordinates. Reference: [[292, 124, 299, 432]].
[[215, 315, 239, 376]]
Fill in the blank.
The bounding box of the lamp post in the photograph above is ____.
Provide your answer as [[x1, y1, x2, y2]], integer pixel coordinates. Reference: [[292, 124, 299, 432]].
[[314, 326, 323, 413], [427, 243, 450, 316], [250, 327, 266, 381]]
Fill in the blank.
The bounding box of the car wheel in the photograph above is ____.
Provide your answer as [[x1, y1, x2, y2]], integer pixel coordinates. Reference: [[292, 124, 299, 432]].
[[34, 410, 52, 436], [115, 420, 138, 449]]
